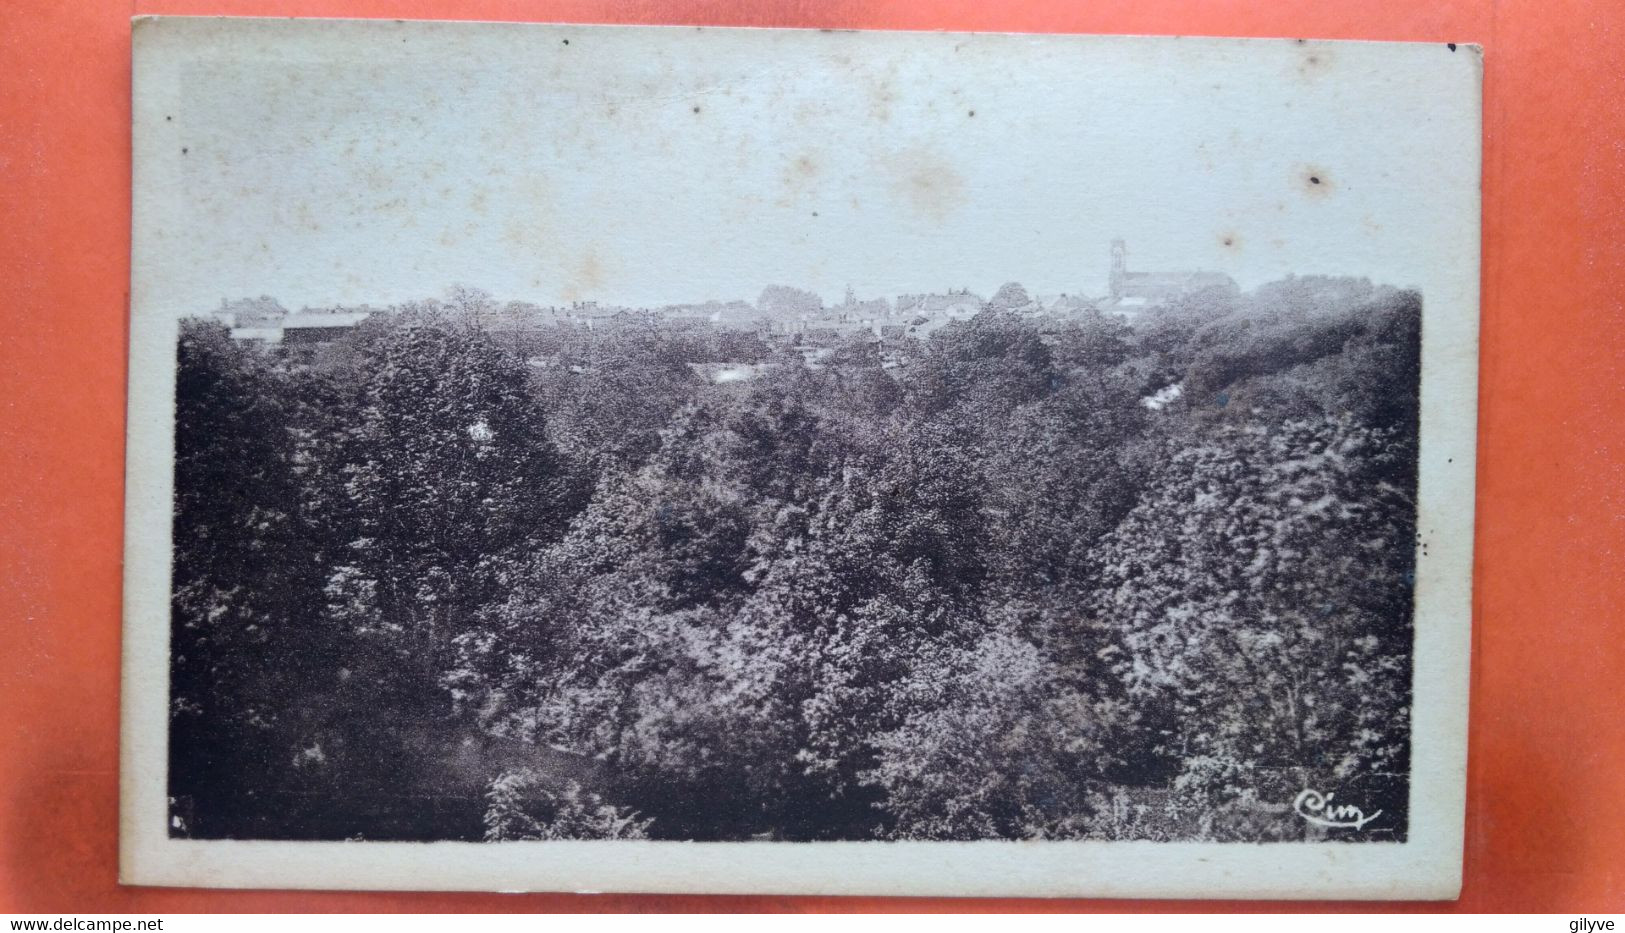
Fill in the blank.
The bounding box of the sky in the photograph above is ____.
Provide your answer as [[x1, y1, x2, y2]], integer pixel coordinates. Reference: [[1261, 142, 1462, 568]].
[[135, 21, 1480, 313]]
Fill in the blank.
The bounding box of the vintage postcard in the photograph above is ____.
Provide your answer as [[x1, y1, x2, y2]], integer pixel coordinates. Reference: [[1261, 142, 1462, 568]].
[[122, 18, 1481, 897]]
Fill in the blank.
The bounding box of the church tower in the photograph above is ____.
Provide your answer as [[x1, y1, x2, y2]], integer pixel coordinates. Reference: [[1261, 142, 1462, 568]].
[[1109, 238, 1127, 300]]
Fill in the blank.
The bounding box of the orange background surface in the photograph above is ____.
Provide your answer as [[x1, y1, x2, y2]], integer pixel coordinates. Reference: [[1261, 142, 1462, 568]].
[[2, 0, 1621, 914]]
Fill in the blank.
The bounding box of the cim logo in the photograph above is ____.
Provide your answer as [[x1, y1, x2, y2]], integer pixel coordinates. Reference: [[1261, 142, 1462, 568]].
[[1292, 788, 1382, 831]]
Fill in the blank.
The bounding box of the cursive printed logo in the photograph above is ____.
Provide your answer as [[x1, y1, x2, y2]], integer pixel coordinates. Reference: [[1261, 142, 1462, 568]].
[[1293, 789, 1382, 830]]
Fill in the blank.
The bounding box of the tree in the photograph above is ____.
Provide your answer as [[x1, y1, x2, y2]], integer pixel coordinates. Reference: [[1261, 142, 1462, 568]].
[[1088, 415, 1416, 838], [981, 377, 1147, 592], [529, 323, 705, 471], [863, 631, 1118, 839], [758, 284, 824, 317], [169, 320, 338, 837], [1052, 313, 1134, 372], [988, 281, 1032, 312], [330, 318, 576, 664], [484, 774, 652, 841], [907, 311, 1057, 418]]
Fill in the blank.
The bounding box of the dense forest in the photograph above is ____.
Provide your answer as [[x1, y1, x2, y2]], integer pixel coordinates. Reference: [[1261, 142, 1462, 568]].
[[169, 277, 1421, 843]]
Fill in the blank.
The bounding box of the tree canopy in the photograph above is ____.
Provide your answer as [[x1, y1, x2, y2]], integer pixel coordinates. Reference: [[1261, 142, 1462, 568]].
[[170, 279, 1421, 842]]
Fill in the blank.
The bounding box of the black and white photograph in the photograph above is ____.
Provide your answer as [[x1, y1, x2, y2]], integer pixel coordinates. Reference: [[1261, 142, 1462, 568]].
[[122, 19, 1480, 897]]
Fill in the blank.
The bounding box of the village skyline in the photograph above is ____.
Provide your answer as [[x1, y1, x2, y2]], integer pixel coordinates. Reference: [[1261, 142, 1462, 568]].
[[177, 243, 1405, 326], [204, 238, 1401, 348]]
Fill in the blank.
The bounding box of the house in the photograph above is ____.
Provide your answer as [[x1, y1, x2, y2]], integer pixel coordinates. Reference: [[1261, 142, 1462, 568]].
[[895, 289, 984, 319], [213, 295, 287, 329], [217, 299, 373, 345], [1035, 293, 1097, 315], [280, 311, 372, 345], [661, 300, 759, 329], [796, 318, 882, 346], [484, 301, 563, 332], [226, 326, 285, 345]]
